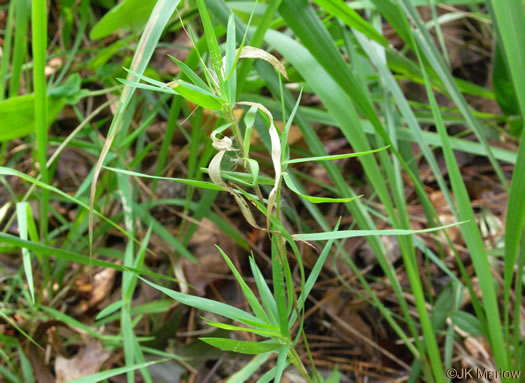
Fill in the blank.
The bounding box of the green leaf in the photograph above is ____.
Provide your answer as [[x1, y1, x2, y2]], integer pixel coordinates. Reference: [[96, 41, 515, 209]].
[[118, 79, 177, 95], [90, 0, 157, 39], [17, 346, 35, 383], [138, 276, 263, 326], [450, 311, 483, 337], [283, 173, 362, 204], [104, 166, 224, 191], [249, 256, 278, 326], [169, 80, 227, 110], [95, 300, 124, 320], [200, 338, 281, 355], [325, 365, 342, 383], [216, 246, 270, 322], [294, 221, 467, 241], [286, 146, 389, 164], [225, 12, 237, 101], [487, 0, 525, 365], [225, 353, 272, 383], [0, 233, 174, 282], [273, 345, 289, 383], [168, 55, 210, 91], [196, 0, 223, 77], [312, 0, 388, 47], [492, 41, 521, 136], [89, 0, 180, 262], [281, 88, 302, 165], [0, 312, 43, 351], [15, 202, 35, 304], [0, 166, 149, 250], [271, 237, 289, 338], [66, 360, 166, 383], [0, 94, 66, 142], [203, 319, 281, 338], [431, 284, 455, 331]]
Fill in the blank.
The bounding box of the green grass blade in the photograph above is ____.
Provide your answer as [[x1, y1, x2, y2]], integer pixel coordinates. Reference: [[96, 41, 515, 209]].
[[397, 0, 508, 192], [414, 38, 508, 371], [17, 346, 35, 383], [203, 320, 281, 338], [271, 236, 289, 338], [89, 0, 180, 259], [168, 55, 210, 90], [295, 221, 466, 241], [10, 0, 30, 97], [138, 276, 262, 325], [200, 338, 281, 355], [487, 0, 525, 362], [249, 256, 278, 326], [15, 202, 35, 304], [274, 345, 290, 383], [0, 0, 15, 101], [0, 312, 43, 351], [225, 352, 271, 383], [196, 0, 223, 78], [0, 233, 174, 282], [283, 173, 362, 204], [66, 360, 166, 383], [0, 166, 151, 251], [104, 166, 223, 191], [285, 146, 389, 164], [216, 246, 270, 323], [89, 0, 156, 39], [312, 0, 388, 47], [31, 0, 49, 241]]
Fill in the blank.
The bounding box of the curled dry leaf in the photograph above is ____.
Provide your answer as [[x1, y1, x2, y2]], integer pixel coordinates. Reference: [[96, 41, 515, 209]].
[[54, 341, 111, 383], [208, 130, 263, 229], [88, 266, 118, 308], [223, 46, 288, 79], [237, 102, 282, 230]]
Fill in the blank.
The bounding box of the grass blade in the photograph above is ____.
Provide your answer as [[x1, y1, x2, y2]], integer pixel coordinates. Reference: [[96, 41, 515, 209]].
[[89, 0, 180, 259], [66, 360, 166, 383], [487, 0, 525, 363], [200, 338, 281, 355], [31, 0, 49, 241], [294, 221, 466, 241], [15, 202, 35, 304]]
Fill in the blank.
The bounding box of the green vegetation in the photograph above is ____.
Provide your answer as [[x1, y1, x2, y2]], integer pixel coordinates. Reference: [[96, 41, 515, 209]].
[[0, 0, 524, 381]]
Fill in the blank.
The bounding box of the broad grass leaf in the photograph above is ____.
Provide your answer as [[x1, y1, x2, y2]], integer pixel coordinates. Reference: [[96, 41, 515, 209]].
[[450, 311, 483, 337], [138, 276, 263, 325], [0, 94, 66, 142], [90, 0, 157, 39], [169, 80, 227, 110]]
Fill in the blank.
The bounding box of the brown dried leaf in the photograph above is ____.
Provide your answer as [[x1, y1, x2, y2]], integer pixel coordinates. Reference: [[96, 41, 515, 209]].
[[182, 218, 233, 295], [226, 46, 288, 79], [54, 341, 111, 383]]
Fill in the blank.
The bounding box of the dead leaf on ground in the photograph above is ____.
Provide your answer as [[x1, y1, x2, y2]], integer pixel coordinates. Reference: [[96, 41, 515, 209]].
[[74, 264, 119, 314], [182, 218, 234, 295], [54, 341, 111, 383]]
